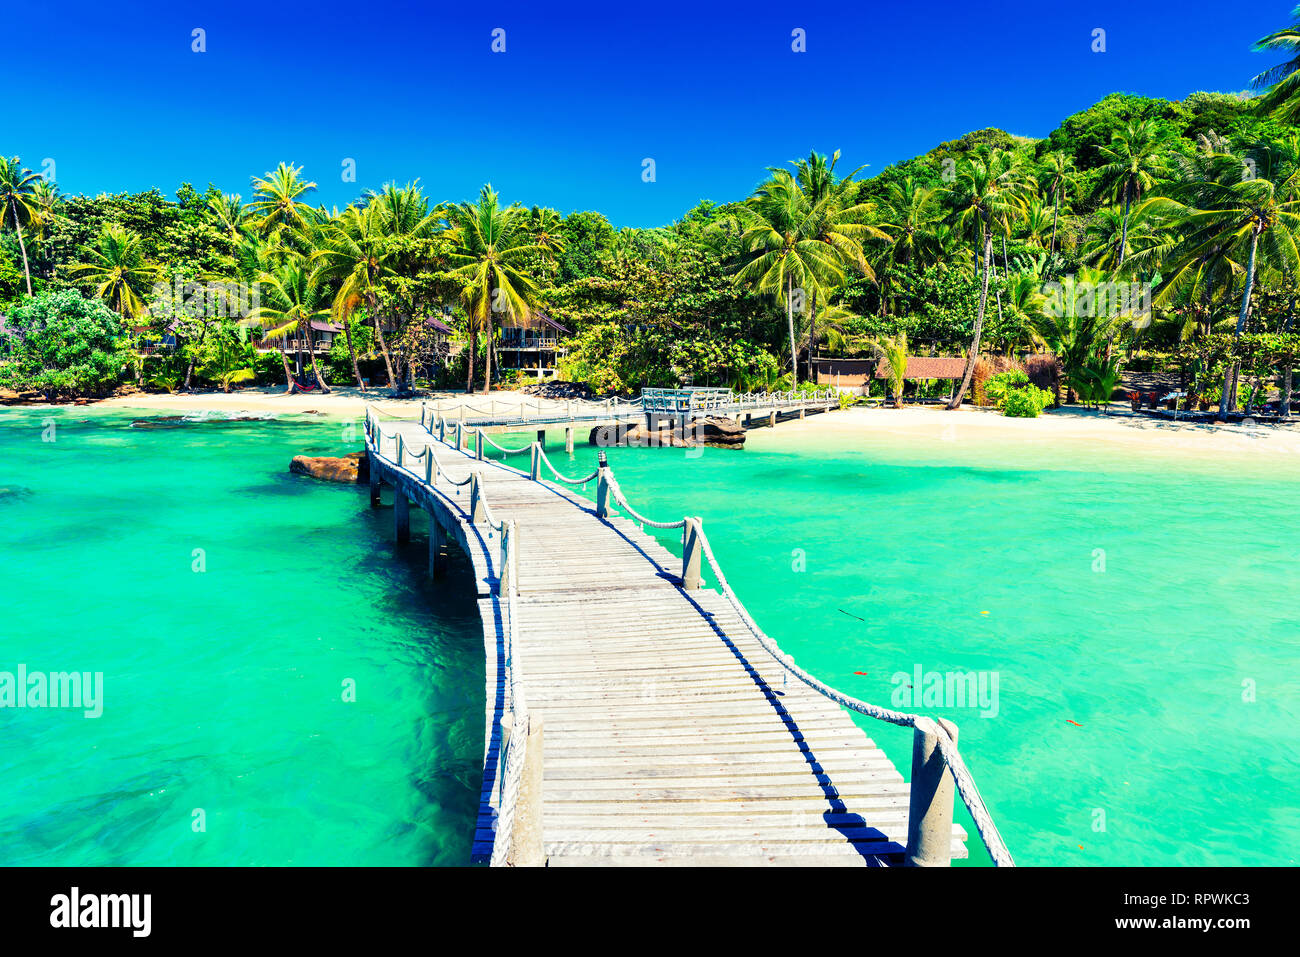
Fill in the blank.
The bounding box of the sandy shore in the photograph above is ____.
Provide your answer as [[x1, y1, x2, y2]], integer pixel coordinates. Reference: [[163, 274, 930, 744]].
[[40, 387, 1300, 461]]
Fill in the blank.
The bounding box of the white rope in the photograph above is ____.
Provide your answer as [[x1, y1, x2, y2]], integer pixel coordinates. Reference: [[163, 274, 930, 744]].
[[474, 430, 534, 455], [490, 521, 527, 867], [603, 473, 687, 530], [689, 519, 1015, 867], [537, 448, 599, 485]]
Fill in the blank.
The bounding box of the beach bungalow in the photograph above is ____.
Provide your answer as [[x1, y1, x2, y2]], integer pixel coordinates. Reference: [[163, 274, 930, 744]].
[[812, 354, 967, 400], [497, 311, 571, 380]]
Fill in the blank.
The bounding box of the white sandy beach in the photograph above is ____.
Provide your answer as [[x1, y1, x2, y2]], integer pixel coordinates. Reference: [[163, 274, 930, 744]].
[[57, 386, 1300, 463]]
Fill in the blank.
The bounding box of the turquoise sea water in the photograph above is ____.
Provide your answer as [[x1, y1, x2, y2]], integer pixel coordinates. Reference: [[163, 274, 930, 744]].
[[0, 408, 483, 866], [3, 406, 1297, 866]]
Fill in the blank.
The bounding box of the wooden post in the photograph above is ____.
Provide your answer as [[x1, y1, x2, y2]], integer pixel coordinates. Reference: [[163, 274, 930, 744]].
[[799, 407, 806, 420], [536, 428, 545, 446], [498, 521, 512, 595], [768, 410, 777, 428], [438, 418, 446, 442], [469, 472, 485, 524], [429, 518, 448, 578], [476, 430, 485, 460], [905, 716, 958, 867], [397, 434, 405, 468], [368, 452, 381, 506], [395, 490, 410, 543], [681, 516, 703, 589], [425, 454, 433, 485], [565, 426, 574, 454], [508, 713, 546, 867], [529, 442, 541, 481], [595, 452, 610, 519]]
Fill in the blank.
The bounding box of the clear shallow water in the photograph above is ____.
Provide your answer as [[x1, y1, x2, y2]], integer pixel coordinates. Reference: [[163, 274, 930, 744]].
[[0, 408, 483, 865], [5, 407, 1297, 867], [495, 415, 1300, 867]]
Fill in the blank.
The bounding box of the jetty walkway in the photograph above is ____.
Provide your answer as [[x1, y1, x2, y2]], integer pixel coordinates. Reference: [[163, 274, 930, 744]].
[[362, 392, 1014, 867]]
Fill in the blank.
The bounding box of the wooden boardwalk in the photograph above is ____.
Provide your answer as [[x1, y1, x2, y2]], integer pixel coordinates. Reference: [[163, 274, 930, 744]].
[[364, 404, 986, 867]]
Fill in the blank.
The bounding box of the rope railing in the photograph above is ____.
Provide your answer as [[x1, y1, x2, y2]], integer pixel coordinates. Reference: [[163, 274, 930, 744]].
[[536, 447, 599, 486], [597, 460, 1016, 869]]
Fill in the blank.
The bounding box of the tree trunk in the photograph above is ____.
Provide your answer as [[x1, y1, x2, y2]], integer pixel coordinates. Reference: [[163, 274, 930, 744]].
[[786, 274, 798, 385], [281, 349, 294, 394], [1117, 188, 1131, 271], [1219, 226, 1260, 422], [13, 210, 32, 296], [1050, 192, 1059, 256], [1282, 363, 1294, 418], [481, 314, 493, 396], [465, 324, 475, 393], [342, 318, 364, 390], [308, 326, 331, 393], [807, 287, 817, 379], [948, 228, 993, 410], [371, 306, 396, 387]]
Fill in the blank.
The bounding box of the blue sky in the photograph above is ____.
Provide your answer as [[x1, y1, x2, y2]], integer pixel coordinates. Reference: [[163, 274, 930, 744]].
[[7, 1, 1292, 226]]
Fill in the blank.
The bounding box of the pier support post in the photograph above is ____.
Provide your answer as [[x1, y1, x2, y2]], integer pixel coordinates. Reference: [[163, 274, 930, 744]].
[[429, 518, 448, 578], [368, 452, 381, 506], [508, 713, 546, 867], [395, 491, 410, 543], [595, 452, 610, 520], [905, 717, 958, 867], [469, 472, 486, 524], [565, 426, 574, 454], [681, 516, 704, 589], [799, 407, 806, 420], [768, 410, 777, 428], [529, 443, 541, 481]]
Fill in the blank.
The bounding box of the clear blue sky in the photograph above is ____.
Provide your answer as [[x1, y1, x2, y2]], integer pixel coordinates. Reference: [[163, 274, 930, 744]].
[[7, 1, 1291, 226]]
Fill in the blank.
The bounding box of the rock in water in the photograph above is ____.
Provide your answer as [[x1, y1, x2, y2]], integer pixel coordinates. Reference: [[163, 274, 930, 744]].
[[589, 416, 746, 449], [290, 451, 368, 483]]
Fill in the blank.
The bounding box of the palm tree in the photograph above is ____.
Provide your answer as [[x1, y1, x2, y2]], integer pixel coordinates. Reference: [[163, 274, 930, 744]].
[[734, 169, 863, 383], [246, 253, 332, 394], [312, 203, 392, 389], [1037, 152, 1076, 255], [1251, 8, 1300, 122], [1094, 121, 1164, 271], [440, 185, 543, 394], [248, 163, 319, 241], [0, 157, 41, 295], [207, 192, 248, 239], [871, 332, 909, 408], [943, 148, 1032, 408], [1030, 267, 1127, 403], [1163, 171, 1300, 418], [526, 206, 566, 282], [66, 225, 159, 319]]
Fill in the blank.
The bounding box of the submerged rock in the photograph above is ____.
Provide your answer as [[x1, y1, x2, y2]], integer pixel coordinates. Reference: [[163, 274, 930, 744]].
[[0, 486, 33, 503], [289, 451, 368, 483], [589, 416, 745, 450]]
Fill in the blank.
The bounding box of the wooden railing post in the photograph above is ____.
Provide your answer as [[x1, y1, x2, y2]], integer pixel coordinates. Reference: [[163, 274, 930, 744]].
[[368, 451, 380, 506], [498, 521, 512, 595], [508, 713, 546, 867], [469, 472, 485, 524], [681, 516, 703, 589], [476, 430, 485, 460], [905, 716, 958, 867], [438, 417, 446, 442], [425, 453, 433, 485], [529, 442, 541, 481], [595, 452, 610, 519], [396, 434, 405, 468]]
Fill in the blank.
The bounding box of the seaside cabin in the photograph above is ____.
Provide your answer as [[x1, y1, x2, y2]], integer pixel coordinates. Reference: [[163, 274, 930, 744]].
[[813, 354, 968, 402], [497, 311, 571, 382]]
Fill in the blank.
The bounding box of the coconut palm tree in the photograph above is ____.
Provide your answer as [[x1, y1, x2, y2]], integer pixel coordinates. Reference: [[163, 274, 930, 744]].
[[440, 185, 543, 394], [1094, 121, 1165, 271], [246, 253, 332, 394], [870, 332, 908, 408], [66, 225, 159, 319], [249, 163, 319, 242], [1163, 171, 1300, 418], [207, 193, 248, 239], [312, 203, 393, 389], [1251, 8, 1300, 123], [526, 206, 566, 282], [1037, 151, 1076, 255], [734, 169, 867, 383], [0, 157, 41, 295], [943, 148, 1033, 408]]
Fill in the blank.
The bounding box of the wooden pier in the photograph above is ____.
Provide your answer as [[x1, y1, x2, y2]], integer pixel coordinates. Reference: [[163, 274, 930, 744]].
[[363, 393, 1013, 867]]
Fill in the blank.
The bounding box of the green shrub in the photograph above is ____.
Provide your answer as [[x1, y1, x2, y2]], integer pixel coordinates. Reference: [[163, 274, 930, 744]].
[[985, 369, 1030, 408], [1002, 385, 1055, 417]]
